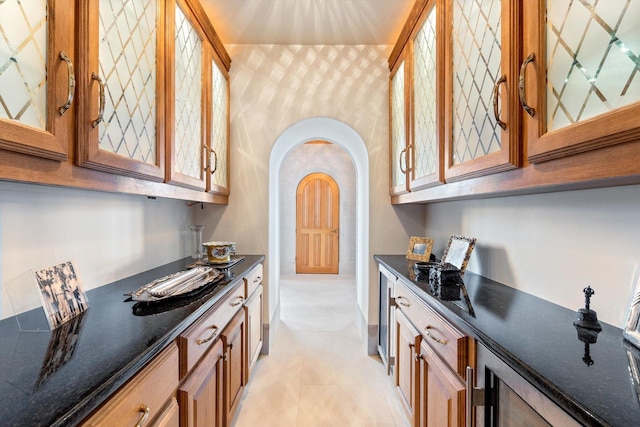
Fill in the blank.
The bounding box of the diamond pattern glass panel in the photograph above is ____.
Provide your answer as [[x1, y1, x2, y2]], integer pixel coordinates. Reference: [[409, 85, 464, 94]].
[[452, 0, 502, 165], [546, 0, 640, 131], [174, 5, 202, 179], [413, 7, 438, 179], [211, 60, 228, 188], [391, 61, 406, 188], [0, 0, 47, 130], [98, 0, 157, 164]]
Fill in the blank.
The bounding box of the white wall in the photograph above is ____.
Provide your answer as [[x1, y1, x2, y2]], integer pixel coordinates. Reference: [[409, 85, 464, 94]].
[[424, 184, 640, 328], [0, 181, 193, 320], [279, 142, 356, 276], [194, 44, 424, 337]]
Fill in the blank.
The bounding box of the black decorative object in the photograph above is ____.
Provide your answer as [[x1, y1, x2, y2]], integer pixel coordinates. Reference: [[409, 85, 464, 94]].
[[429, 262, 463, 301], [573, 286, 602, 331], [575, 324, 600, 367]]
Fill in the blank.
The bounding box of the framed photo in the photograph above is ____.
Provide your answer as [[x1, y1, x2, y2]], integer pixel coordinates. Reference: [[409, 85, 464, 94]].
[[34, 261, 89, 329], [624, 275, 640, 349], [442, 235, 476, 275], [406, 236, 434, 262]]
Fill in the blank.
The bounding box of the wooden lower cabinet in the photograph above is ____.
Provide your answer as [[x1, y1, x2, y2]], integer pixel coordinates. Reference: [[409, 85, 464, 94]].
[[153, 398, 180, 427], [81, 343, 179, 427], [245, 283, 263, 378], [222, 309, 246, 425], [178, 338, 225, 427], [418, 340, 466, 426], [395, 309, 421, 426]]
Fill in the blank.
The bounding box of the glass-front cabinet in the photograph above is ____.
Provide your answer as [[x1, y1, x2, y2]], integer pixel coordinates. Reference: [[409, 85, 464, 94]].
[[444, 0, 520, 182], [523, 0, 640, 163], [389, 54, 410, 196], [207, 51, 230, 196], [0, 0, 73, 161], [409, 1, 444, 190], [76, 0, 165, 181], [167, 0, 206, 190]]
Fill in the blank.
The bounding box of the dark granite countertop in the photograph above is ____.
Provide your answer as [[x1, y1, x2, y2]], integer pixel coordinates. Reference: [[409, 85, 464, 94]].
[[0, 255, 264, 427], [375, 255, 640, 427]]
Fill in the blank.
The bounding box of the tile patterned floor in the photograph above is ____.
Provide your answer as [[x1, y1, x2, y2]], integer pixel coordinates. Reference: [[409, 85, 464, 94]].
[[231, 275, 409, 427]]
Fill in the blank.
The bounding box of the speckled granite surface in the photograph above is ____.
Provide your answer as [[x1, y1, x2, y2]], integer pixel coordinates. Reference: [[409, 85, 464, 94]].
[[0, 255, 264, 427], [375, 255, 640, 427]]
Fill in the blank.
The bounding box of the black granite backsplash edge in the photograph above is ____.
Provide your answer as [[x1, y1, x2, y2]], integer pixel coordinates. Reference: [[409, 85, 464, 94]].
[[374, 255, 611, 427]]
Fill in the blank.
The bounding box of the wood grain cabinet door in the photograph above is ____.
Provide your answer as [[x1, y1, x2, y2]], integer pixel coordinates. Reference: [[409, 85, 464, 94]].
[[395, 309, 421, 426], [222, 309, 246, 425], [76, 0, 166, 181], [178, 338, 225, 427], [418, 340, 466, 427], [523, 1, 640, 163], [0, 0, 73, 161]]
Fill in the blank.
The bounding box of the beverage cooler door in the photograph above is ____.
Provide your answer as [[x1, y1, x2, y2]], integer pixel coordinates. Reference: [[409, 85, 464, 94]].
[[467, 343, 580, 427]]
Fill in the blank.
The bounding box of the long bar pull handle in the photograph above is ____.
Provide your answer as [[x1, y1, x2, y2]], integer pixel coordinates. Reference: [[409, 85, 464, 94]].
[[58, 51, 75, 116], [466, 366, 485, 427], [135, 404, 150, 427], [493, 75, 507, 131], [91, 73, 105, 128], [519, 53, 536, 117], [211, 149, 218, 175], [196, 325, 219, 345]]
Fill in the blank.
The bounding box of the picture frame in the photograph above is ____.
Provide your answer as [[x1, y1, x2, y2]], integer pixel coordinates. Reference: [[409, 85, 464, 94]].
[[442, 235, 476, 276], [406, 236, 434, 262], [624, 275, 640, 349]]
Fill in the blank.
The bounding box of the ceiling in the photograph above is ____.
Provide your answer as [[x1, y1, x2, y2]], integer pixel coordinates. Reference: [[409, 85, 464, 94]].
[[199, 0, 415, 46]]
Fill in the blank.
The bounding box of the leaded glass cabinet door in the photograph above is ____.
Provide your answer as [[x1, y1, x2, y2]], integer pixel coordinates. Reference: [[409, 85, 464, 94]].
[[389, 53, 410, 196], [409, 1, 444, 191], [444, 0, 520, 182], [207, 51, 230, 196], [524, 0, 640, 163], [166, 0, 206, 190], [0, 0, 72, 161], [76, 0, 165, 181]]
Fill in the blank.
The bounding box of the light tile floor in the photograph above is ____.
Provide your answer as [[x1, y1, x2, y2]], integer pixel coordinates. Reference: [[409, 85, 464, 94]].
[[231, 275, 409, 427]]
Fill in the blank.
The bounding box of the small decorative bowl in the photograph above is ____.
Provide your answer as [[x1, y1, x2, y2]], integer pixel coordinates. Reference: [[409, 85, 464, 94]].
[[203, 241, 235, 264]]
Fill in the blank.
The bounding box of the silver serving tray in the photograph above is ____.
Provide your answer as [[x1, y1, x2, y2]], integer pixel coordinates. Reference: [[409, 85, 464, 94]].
[[128, 266, 223, 302]]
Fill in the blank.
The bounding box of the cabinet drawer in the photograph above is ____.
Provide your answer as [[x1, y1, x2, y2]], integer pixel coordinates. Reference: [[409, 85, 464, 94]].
[[395, 280, 469, 377], [81, 343, 179, 426], [178, 283, 245, 377], [244, 264, 263, 298]]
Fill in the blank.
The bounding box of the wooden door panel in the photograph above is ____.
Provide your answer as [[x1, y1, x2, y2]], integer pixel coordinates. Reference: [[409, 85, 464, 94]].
[[296, 172, 339, 274]]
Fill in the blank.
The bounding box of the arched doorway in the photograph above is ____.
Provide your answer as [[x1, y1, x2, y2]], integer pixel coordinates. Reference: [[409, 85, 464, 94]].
[[296, 172, 340, 274], [268, 117, 370, 350]]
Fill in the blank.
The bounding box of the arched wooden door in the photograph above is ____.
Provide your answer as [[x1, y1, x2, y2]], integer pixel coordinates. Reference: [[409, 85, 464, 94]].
[[296, 173, 339, 274]]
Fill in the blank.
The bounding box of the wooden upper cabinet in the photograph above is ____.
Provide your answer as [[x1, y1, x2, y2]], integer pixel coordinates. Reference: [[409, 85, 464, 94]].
[[523, 0, 640, 163], [206, 48, 230, 196], [409, 0, 444, 191], [389, 52, 411, 196], [0, 0, 73, 161], [443, 0, 520, 182], [166, 0, 207, 190], [76, 0, 165, 181]]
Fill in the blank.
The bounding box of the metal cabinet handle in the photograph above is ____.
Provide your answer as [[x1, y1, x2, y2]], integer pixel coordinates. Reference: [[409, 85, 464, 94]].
[[465, 366, 485, 427], [230, 296, 244, 307], [399, 147, 407, 173], [396, 296, 411, 307], [196, 325, 219, 345], [58, 51, 75, 116], [135, 404, 150, 427], [492, 75, 507, 130], [253, 276, 262, 283], [519, 53, 536, 117], [91, 72, 105, 128], [210, 149, 218, 175], [425, 325, 447, 345]]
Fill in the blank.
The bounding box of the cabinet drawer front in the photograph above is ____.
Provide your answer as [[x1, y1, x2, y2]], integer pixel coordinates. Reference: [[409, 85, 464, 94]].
[[179, 283, 245, 376], [395, 280, 469, 377], [244, 264, 263, 298], [82, 343, 179, 426]]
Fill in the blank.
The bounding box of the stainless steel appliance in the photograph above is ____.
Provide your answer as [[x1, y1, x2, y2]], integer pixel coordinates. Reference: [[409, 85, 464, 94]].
[[378, 264, 396, 375]]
